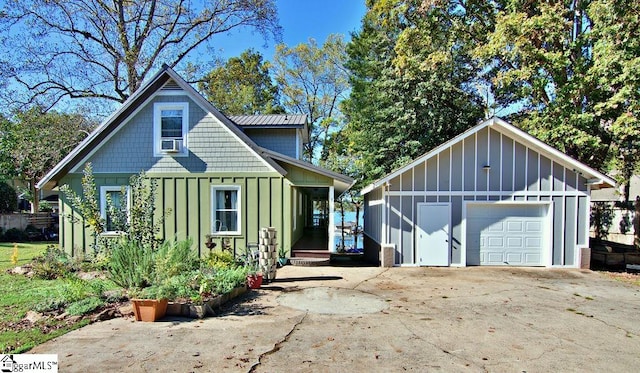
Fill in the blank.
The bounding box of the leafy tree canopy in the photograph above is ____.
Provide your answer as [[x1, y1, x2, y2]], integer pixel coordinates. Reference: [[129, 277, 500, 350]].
[[476, 0, 640, 200], [342, 0, 486, 188], [198, 49, 283, 115], [0, 0, 281, 111], [273, 34, 350, 164], [0, 107, 93, 211]]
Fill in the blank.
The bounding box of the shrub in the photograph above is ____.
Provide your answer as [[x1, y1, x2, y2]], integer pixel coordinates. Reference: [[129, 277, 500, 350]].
[[38, 200, 53, 212], [213, 266, 249, 294], [139, 271, 200, 301], [32, 245, 74, 280], [153, 239, 199, 281], [33, 298, 67, 313], [108, 238, 154, 289], [25, 224, 43, 241], [66, 297, 105, 316], [60, 164, 172, 255], [3, 228, 28, 242], [203, 250, 236, 270], [0, 181, 17, 213]]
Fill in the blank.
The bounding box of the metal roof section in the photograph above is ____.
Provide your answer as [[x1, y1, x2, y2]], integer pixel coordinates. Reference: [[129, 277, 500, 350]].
[[230, 114, 307, 127], [361, 116, 616, 195], [37, 65, 287, 190], [260, 148, 355, 196]]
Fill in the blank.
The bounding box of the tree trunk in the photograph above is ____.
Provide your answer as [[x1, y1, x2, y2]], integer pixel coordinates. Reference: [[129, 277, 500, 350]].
[[31, 178, 39, 213], [354, 202, 361, 250]]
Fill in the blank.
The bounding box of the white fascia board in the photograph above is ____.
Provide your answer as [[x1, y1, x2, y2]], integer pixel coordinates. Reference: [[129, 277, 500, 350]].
[[491, 118, 616, 188], [361, 116, 616, 195], [361, 118, 494, 195], [37, 69, 171, 190]]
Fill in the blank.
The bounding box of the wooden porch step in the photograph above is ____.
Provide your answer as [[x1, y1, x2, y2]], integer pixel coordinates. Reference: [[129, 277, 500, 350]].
[[289, 257, 330, 267], [291, 249, 331, 259]]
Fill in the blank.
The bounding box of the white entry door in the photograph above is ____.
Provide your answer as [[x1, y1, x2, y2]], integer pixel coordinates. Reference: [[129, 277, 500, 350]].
[[417, 203, 450, 266]]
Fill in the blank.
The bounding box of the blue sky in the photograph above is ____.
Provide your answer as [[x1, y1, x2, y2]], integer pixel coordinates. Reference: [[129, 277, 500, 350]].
[[210, 0, 367, 62]]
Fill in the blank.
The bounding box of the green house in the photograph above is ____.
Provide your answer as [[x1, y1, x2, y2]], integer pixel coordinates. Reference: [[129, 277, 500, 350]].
[[37, 66, 354, 257]]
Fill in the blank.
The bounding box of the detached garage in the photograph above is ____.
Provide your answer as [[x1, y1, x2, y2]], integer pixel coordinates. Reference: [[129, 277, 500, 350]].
[[362, 117, 615, 268]]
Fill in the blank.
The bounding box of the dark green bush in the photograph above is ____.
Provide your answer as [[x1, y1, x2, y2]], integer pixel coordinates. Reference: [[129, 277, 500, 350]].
[[3, 228, 28, 242], [66, 297, 105, 316], [0, 182, 17, 213]]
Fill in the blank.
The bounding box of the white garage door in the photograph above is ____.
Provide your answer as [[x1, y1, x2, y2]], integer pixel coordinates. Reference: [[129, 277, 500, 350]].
[[466, 204, 548, 266]]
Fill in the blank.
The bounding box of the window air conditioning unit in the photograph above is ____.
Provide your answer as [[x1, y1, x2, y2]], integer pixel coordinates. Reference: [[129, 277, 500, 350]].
[[161, 138, 181, 153]]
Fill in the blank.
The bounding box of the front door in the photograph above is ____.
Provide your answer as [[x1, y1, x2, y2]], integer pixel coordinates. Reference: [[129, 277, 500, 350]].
[[417, 203, 450, 266]]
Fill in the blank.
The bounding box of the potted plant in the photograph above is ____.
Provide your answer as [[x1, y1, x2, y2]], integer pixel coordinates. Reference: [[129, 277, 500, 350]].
[[246, 270, 263, 289], [278, 246, 289, 267], [241, 248, 263, 289], [130, 286, 170, 322]]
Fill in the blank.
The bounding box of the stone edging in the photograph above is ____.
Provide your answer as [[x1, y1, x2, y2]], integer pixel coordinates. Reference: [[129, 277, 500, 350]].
[[165, 285, 248, 318]]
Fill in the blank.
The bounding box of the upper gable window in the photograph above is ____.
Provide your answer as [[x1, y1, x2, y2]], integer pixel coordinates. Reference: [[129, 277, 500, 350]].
[[153, 102, 189, 156]]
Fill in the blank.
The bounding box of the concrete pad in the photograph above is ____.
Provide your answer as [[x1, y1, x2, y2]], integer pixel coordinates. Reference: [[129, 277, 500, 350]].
[[30, 266, 640, 372], [277, 287, 389, 314]]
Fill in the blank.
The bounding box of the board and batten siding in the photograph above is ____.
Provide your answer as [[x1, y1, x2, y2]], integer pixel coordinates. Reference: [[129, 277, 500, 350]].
[[58, 172, 290, 258], [363, 125, 591, 267]]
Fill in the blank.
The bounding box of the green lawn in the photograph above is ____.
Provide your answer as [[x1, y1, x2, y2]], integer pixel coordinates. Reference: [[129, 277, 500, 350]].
[[0, 242, 113, 353]]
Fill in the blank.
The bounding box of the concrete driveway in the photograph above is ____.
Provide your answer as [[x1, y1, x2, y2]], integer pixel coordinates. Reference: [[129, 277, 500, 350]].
[[31, 266, 640, 372]]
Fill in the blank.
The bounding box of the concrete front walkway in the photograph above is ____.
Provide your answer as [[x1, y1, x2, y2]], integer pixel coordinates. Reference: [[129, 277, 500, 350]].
[[31, 266, 640, 372]]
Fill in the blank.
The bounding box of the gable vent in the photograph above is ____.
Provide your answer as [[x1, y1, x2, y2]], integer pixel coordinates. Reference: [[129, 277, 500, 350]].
[[162, 79, 182, 91]]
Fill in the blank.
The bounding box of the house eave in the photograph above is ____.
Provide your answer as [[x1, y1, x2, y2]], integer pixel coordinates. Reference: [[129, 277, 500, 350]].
[[37, 66, 289, 191], [360, 116, 616, 195]]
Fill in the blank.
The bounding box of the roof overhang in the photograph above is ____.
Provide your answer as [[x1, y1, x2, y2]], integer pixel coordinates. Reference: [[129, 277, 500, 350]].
[[37, 66, 287, 190], [260, 148, 355, 196], [361, 116, 616, 195]]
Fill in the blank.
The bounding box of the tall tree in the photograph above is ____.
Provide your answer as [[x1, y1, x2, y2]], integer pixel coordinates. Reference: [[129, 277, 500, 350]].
[[475, 0, 611, 171], [342, 0, 487, 188], [476, 0, 640, 199], [198, 49, 283, 115], [0, 108, 92, 211], [0, 0, 281, 110], [587, 0, 640, 202], [273, 34, 350, 163]]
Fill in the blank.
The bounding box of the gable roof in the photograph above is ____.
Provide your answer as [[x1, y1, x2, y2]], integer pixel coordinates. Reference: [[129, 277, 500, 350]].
[[361, 117, 616, 195], [37, 66, 289, 190]]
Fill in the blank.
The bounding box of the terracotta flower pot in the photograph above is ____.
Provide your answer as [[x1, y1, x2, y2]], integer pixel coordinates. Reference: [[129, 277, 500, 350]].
[[131, 298, 168, 322], [247, 273, 263, 289]]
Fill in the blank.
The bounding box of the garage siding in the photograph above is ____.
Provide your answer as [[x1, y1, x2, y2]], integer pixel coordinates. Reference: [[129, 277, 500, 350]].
[[372, 125, 592, 267]]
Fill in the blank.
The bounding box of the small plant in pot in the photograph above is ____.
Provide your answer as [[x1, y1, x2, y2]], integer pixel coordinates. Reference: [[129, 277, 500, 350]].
[[277, 246, 288, 267], [246, 269, 263, 289], [240, 247, 263, 289]]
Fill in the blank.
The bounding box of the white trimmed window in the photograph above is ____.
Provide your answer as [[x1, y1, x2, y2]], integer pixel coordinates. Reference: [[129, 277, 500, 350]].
[[153, 102, 188, 156], [211, 186, 241, 235], [100, 186, 130, 233]]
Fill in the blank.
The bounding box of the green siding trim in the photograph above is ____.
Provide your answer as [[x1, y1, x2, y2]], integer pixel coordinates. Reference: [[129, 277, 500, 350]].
[[281, 163, 334, 186], [58, 173, 292, 258]]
